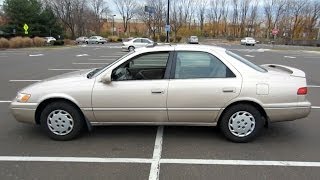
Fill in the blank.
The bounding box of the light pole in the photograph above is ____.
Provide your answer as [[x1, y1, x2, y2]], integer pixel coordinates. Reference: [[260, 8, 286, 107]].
[[112, 15, 116, 36]]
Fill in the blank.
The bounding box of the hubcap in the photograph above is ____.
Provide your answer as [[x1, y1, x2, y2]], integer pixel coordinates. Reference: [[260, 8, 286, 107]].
[[228, 111, 255, 137], [47, 110, 74, 136]]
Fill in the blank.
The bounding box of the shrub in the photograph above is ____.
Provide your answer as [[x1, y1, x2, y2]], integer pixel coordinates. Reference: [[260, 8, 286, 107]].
[[64, 39, 74, 45], [117, 37, 122, 42], [53, 40, 64, 46], [0, 38, 10, 48], [176, 36, 182, 43], [108, 36, 119, 42], [9, 37, 24, 48], [159, 35, 166, 42], [169, 37, 174, 42], [22, 37, 34, 47], [33, 37, 45, 47], [152, 36, 158, 42]]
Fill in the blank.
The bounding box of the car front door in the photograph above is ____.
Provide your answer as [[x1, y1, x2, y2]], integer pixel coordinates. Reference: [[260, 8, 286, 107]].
[[133, 39, 143, 48], [91, 51, 173, 123], [167, 51, 242, 123]]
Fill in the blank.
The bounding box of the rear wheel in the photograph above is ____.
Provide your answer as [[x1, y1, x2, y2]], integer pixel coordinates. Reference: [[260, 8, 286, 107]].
[[40, 101, 85, 141], [219, 104, 264, 143]]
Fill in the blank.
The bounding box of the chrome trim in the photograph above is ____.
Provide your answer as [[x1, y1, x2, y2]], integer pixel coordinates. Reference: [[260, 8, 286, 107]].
[[168, 108, 221, 111], [92, 108, 167, 111]]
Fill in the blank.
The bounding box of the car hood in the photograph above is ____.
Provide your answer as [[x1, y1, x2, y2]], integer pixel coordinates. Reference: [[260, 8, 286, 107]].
[[19, 69, 93, 93]]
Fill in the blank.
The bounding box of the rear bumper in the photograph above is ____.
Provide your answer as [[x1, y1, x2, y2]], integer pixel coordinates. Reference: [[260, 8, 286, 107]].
[[265, 102, 311, 122], [10, 102, 37, 124]]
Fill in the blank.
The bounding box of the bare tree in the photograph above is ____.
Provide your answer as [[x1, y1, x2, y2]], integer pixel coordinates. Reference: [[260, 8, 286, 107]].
[[113, 0, 138, 34], [231, 0, 240, 37], [247, 0, 259, 37], [90, 0, 110, 34], [170, 0, 184, 40], [239, 0, 250, 37], [263, 0, 286, 39], [197, 0, 208, 34]]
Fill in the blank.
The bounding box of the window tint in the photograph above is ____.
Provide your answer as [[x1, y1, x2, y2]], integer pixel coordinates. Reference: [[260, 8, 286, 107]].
[[226, 51, 266, 72], [112, 52, 169, 81], [133, 39, 141, 43], [142, 39, 151, 43], [174, 51, 235, 79]]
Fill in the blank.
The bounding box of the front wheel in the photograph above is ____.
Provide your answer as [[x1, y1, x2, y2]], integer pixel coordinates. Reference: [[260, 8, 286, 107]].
[[40, 101, 85, 141], [128, 46, 135, 51], [219, 104, 264, 143]]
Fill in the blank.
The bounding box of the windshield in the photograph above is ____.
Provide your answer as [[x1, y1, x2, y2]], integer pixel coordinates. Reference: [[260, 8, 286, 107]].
[[87, 51, 135, 78], [226, 50, 267, 72]]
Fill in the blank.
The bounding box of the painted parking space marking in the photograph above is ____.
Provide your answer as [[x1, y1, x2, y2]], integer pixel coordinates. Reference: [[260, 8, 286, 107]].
[[48, 68, 89, 71], [284, 56, 296, 59], [76, 54, 89, 57], [245, 55, 255, 57], [0, 156, 152, 163], [9, 80, 41, 82], [99, 56, 120, 58], [308, 85, 320, 88], [88, 58, 115, 61], [312, 106, 320, 109], [0, 101, 11, 103], [72, 62, 108, 65], [29, 54, 44, 57], [149, 126, 164, 180], [160, 159, 320, 167]]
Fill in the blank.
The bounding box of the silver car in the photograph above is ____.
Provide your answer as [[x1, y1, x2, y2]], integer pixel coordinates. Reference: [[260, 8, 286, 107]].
[[122, 38, 154, 51], [75, 36, 88, 44], [188, 36, 199, 44], [86, 36, 107, 44], [241, 37, 256, 46], [11, 45, 311, 142]]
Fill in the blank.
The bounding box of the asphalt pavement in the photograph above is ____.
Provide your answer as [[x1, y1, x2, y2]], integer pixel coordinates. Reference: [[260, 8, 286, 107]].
[[0, 42, 320, 179]]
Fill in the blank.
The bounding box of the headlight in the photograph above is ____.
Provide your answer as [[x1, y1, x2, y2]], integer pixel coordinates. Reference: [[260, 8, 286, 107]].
[[16, 93, 31, 103]]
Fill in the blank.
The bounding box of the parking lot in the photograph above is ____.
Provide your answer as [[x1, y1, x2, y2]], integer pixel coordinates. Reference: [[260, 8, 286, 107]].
[[0, 43, 320, 179]]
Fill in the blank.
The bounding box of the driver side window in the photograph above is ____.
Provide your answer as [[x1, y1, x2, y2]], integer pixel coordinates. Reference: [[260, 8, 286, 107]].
[[112, 52, 170, 81]]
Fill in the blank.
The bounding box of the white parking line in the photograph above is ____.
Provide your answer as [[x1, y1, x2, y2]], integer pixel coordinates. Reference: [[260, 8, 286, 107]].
[[245, 55, 255, 57], [88, 58, 114, 61], [76, 54, 89, 57], [308, 85, 320, 88], [73, 62, 108, 65], [149, 126, 164, 180], [312, 106, 320, 109], [48, 69, 89, 71], [0, 156, 152, 163], [160, 159, 320, 167], [9, 80, 41, 82], [0, 101, 11, 103], [29, 54, 44, 57], [284, 56, 296, 59], [99, 56, 120, 58]]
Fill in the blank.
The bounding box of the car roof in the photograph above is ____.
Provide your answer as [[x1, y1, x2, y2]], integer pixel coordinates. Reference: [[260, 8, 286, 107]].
[[135, 44, 226, 53]]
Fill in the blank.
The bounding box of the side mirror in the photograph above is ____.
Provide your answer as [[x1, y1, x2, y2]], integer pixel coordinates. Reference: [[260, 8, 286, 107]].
[[101, 72, 112, 83]]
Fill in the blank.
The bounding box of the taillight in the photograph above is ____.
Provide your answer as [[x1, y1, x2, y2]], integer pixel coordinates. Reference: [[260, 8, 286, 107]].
[[297, 87, 308, 95]]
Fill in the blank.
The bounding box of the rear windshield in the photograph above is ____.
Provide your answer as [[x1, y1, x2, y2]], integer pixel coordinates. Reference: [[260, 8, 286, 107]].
[[226, 50, 267, 72]]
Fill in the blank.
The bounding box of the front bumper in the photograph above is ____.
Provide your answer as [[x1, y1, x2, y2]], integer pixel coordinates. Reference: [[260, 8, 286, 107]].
[[10, 102, 37, 124], [265, 101, 311, 122]]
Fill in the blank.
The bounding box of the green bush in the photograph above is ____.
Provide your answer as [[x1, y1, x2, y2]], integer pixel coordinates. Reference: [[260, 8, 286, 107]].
[[176, 36, 182, 43], [159, 35, 166, 42], [53, 40, 64, 46]]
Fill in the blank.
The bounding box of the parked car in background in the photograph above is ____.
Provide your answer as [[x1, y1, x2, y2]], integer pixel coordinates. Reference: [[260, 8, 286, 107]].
[[10, 44, 311, 142], [122, 38, 154, 51], [240, 37, 256, 46], [75, 36, 88, 44], [45, 37, 56, 44], [188, 36, 199, 44], [85, 36, 107, 44]]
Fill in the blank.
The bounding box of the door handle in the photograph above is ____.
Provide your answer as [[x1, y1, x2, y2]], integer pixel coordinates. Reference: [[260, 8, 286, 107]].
[[222, 88, 236, 93], [151, 89, 164, 94]]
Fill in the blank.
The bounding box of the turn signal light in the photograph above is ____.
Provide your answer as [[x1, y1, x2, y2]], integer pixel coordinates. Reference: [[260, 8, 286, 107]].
[[297, 87, 308, 95]]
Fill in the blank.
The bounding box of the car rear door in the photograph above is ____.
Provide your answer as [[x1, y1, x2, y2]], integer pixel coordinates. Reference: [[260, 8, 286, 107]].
[[167, 50, 242, 123], [91, 51, 174, 123]]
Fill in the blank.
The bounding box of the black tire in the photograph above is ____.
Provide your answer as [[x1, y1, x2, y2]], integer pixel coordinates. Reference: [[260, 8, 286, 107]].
[[128, 46, 135, 51], [40, 101, 85, 141], [219, 104, 264, 143]]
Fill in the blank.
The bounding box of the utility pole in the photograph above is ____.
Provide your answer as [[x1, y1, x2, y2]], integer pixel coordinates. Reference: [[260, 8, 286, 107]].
[[166, 0, 170, 43], [112, 15, 116, 36]]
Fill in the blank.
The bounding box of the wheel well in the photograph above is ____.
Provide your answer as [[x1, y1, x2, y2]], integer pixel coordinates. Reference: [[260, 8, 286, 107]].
[[35, 98, 87, 127], [217, 101, 268, 126]]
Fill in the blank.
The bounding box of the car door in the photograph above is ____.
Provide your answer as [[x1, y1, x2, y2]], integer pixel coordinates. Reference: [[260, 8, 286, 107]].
[[91, 51, 173, 123], [167, 51, 242, 123], [133, 38, 143, 48], [141, 39, 152, 46]]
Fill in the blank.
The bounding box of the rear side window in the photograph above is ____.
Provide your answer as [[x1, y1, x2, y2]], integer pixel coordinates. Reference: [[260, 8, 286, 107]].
[[226, 51, 267, 72], [174, 51, 235, 79], [133, 39, 141, 43]]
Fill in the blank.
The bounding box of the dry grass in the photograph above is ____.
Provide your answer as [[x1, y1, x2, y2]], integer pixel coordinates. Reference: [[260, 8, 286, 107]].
[[63, 39, 75, 45], [9, 37, 24, 48], [33, 37, 45, 47], [0, 38, 10, 48], [22, 37, 34, 47]]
